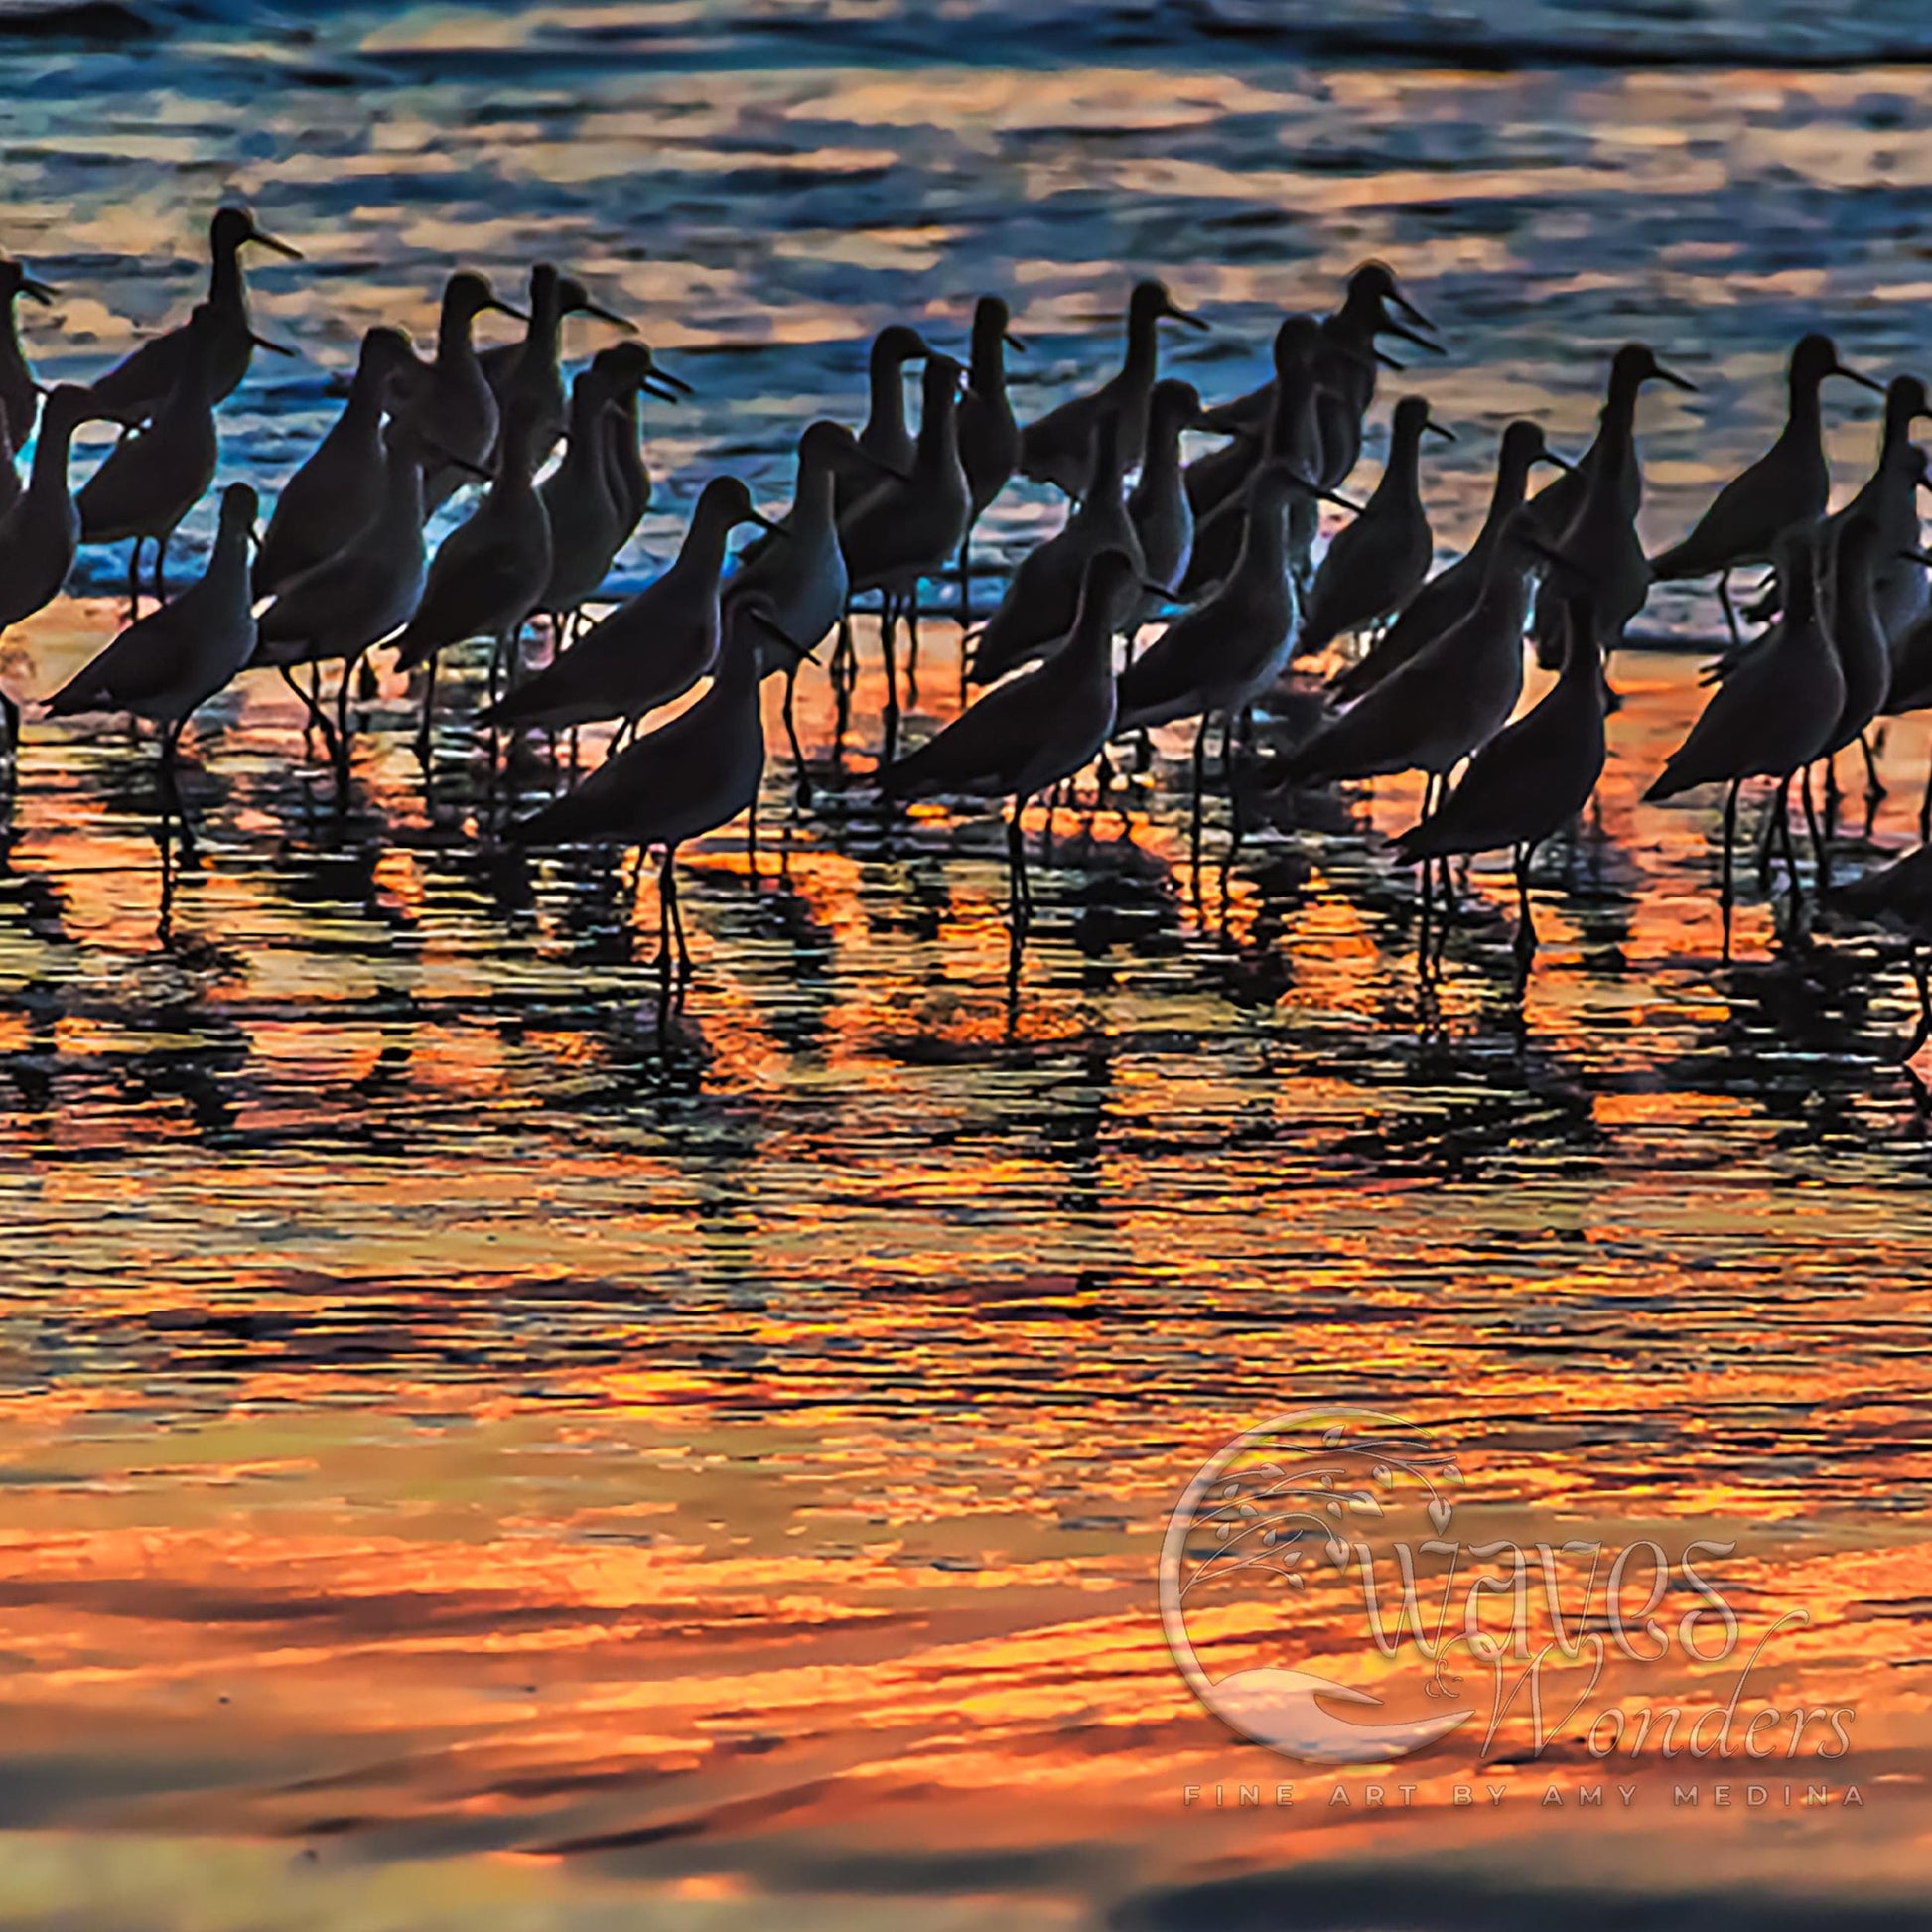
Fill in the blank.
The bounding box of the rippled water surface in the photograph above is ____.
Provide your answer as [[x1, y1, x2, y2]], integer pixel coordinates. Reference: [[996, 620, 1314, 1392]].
[[5, 5, 1932, 1928]]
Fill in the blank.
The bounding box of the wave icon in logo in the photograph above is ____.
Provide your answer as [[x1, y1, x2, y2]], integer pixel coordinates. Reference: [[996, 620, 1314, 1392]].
[[1158, 1408, 1475, 1764]]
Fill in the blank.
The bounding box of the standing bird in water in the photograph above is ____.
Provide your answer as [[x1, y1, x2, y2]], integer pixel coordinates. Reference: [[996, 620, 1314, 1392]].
[[1535, 342, 1697, 666], [1648, 332, 1882, 641], [392, 393, 557, 757], [46, 482, 260, 862], [1332, 419, 1571, 704], [0, 257, 57, 450], [0, 385, 98, 759], [1395, 582, 1608, 982], [1297, 395, 1453, 656], [885, 549, 1142, 941], [401, 270, 528, 514], [969, 406, 1144, 687], [1130, 378, 1203, 603], [254, 326, 419, 598], [77, 304, 221, 608], [485, 476, 779, 738], [957, 294, 1024, 624], [838, 354, 971, 749], [1018, 279, 1208, 500], [1645, 525, 1846, 957], [512, 596, 808, 1015], [86, 206, 303, 427]]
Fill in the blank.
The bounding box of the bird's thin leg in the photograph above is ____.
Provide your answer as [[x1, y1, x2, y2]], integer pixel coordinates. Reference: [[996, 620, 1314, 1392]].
[[746, 790, 759, 891], [1720, 777, 1739, 965], [1512, 841, 1537, 990], [1862, 728, 1887, 805], [783, 667, 811, 809], [668, 845, 691, 985], [959, 521, 975, 630], [156, 720, 180, 855], [1006, 795, 1033, 937], [1042, 780, 1058, 868], [568, 725, 580, 780], [1773, 773, 1802, 942], [1190, 713, 1210, 904], [904, 592, 921, 701], [1920, 746, 1932, 845], [415, 652, 438, 765], [1754, 784, 1780, 891], [334, 651, 360, 804], [126, 539, 143, 624], [153, 532, 168, 603], [1801, 761, 1829, 893], [655, 847, 674, 1028], [881, 595, 900, 764], [165, 718, 199, 858], [279, 662, 340, 768], [1716, 569, 1741, 651]]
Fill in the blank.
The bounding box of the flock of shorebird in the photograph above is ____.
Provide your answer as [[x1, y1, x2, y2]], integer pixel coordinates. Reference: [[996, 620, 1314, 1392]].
[[6, 205, 1932, 1035]]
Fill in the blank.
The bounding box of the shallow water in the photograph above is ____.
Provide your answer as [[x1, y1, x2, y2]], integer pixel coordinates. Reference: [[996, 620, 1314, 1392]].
[[6, 5, 1932, 1928]]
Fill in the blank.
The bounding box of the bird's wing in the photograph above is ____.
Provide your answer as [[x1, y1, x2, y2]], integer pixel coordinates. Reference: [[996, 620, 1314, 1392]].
[[884, 666, 1049, 798]]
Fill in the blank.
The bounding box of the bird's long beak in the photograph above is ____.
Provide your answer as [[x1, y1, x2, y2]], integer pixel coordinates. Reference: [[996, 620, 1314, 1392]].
[[747, 608, 815, 662], [1310, 483, 1364, 515], [421, 435, 496, 482], [1654, 363, 1699, 392], [648, 363, 695, 396], [249, 332, 299, 357], [247, 226, 304, 261], [1004, 329, 1028, 353], [19, 277, 57, 305], [1835, 361, 1887, 396], [1423, 416, 1456, 442], [1899, 548, 1932, 566], [1388, 285, 1436, 332], [748, 511, 789, 538], [1539, 448, 1579, 472], [490, 297, 530, 321], [1382, 316, 1446, 355], [1374, 348, 1406, 372], [640, 373, 686, 402], [1140, 577, 1174, 599], [581, 301, 633, 330], [1163, 299, 1211, 332]]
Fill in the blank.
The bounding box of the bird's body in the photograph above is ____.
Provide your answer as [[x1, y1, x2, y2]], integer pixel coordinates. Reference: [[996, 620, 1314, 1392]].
[[1182, 317, 1327, 597], [1826, 375, 1932, 644], [840, 355, 970, 600], [0, 386, 95, 630], [538, 343, 684, 623], [49, 483, 258, 724], [85, 207, 303, 428], [1332, 420, 1563, 704], [1650, 334, 1878, 586], [1535, 344, 1696, 661], [485, 475, 773, 733], [77, 305, 221, 589], [1276, 517, 1545, 786], [725, 421, 859, 658], [971, 409, 1144, 686], [393, 396, 555, 675], [1819, 513, 1891, 759], [1298, 395, 1449, 654], [887, 549, 1139, 803], [254, 326, 417, 598], [512, 596, 787, 851], [402, 271, 524, 514], [1130, 378, 1202, 598], [959, 296, 1022, 525], [254, 429, 429, 668], [1115, 466, 1313, 735], [1396, 587, 1607, 863], [1018, 280, 1207, 500], [1646, 528, 1845, 801]]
